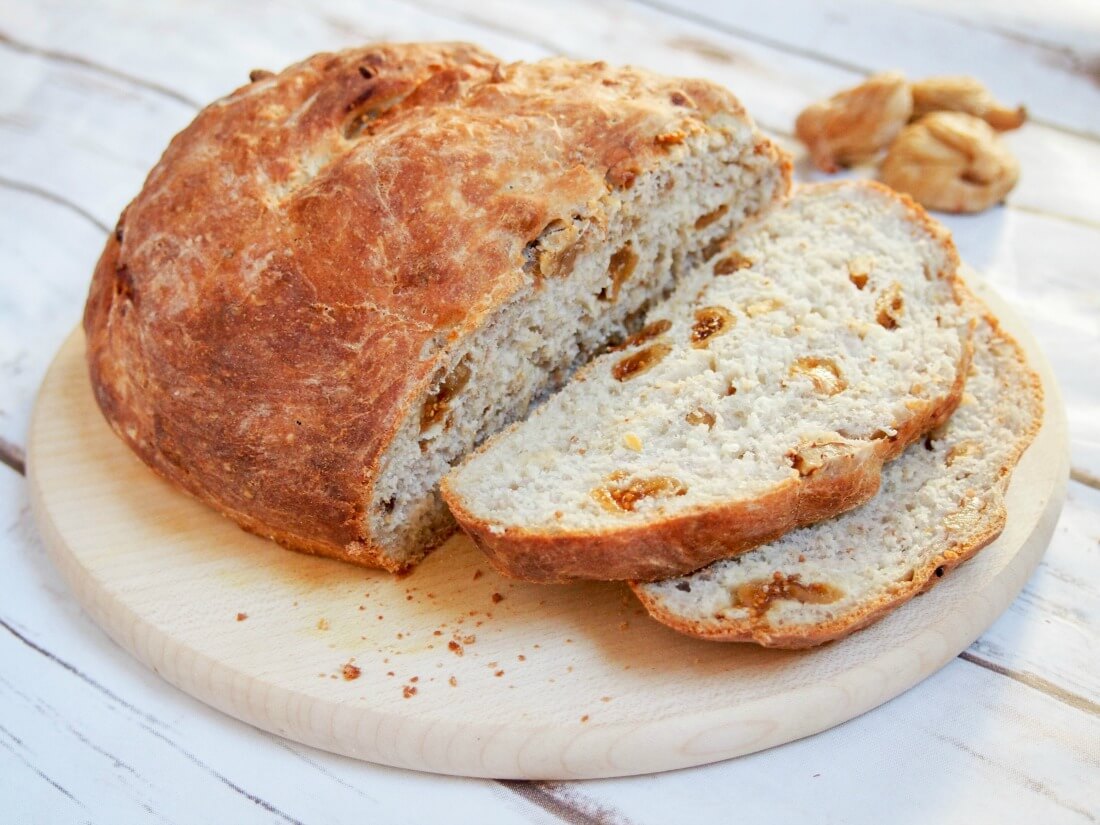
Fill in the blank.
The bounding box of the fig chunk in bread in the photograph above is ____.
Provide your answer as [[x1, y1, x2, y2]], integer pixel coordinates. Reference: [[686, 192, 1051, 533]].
[[633, 302, 1042, 647], [443, 181, 972, 582], [83, 43, 790, 571]]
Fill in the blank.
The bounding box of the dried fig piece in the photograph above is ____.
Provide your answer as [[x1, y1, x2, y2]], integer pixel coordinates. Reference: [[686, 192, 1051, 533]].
[[911, 76, 1026, 131], [701, 236, 728, 261], [734, 572, 843, 617], [685, 407, 716, 429], [690, 306, 735, 348], [592, 474, 687, 513], [880, 112, 1019, 213], [420, 361, 472, 432], [946, 440, 983, 465], [524, 218, 582, 279], [611, 343, 671, 381], [790, 356, 847, 396], [602, 242, 639, 301], [694, 204, 729, 230], [847, 258, 872, 290], [714, 251, 752, 275], [875, 282, 905, 330], [612, 318, 671, 351], [787, 437, 858, 477], [795, 72, 913, 172]]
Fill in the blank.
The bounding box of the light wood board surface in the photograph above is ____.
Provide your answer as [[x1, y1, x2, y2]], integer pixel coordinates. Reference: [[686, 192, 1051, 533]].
[[26, 280, 1068, 780]]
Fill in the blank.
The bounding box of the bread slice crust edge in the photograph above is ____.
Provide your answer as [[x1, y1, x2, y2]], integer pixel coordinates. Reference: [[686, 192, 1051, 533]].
[[442, 181, 971, 583]]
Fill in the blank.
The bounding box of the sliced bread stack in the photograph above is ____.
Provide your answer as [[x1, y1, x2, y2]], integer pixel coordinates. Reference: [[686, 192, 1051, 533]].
[[445, 179, 1044, 646], [633, 304, 1042, 647], [443, 181, 974, 583]]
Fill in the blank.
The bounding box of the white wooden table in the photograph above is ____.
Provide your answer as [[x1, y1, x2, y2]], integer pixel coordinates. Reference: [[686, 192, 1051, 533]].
[[1, 1, 1097, 822]]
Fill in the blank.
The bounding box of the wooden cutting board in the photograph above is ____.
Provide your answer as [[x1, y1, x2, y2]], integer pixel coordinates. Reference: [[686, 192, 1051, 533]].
[[27, 283, 1067, 780]]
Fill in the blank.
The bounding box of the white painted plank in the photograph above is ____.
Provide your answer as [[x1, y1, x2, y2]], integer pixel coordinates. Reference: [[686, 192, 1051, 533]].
[[7, 0, 546, 104], [0, 47, 194, 229], [0, 189, 103, 452], [900, 0, 1100, 58], [0, 468, 557, 824], [967, 480, 1100, 702], [547, 655, 1100, 825], [8, 0, 1100, 224], [934, 206, 1100, 479], [653, 0, 1100, 138]]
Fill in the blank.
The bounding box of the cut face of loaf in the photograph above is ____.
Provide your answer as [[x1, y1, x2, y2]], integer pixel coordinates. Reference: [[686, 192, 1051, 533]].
[[83, 42, 790, 573], [443, 181, 971, 582], [372, 105, 788, 567], [633, 302, 1043, 647]]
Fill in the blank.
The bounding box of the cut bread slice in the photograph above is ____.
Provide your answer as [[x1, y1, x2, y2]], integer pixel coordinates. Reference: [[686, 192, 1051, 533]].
[[442, 181, 972, 582], [632, 300, 1043, 647]]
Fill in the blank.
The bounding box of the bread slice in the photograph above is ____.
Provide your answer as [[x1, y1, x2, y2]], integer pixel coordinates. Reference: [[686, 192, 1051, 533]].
[[443, 181, 971, 582], [633, 301, 1042, 647], [84, 43, 790, 571]]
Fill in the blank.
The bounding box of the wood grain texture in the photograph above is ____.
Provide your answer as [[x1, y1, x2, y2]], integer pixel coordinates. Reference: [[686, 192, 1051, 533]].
[[6, 458, 1096, 822], [26, 280, 1067, 779], [645, 0, 1100, 138], [0, 482, 558, 825]]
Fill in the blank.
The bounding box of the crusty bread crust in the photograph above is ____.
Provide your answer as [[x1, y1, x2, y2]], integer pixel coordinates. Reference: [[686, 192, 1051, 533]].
[[83, 43, 785, 569], [443, 181, 970, 582], [631, 297, 1043, 646]]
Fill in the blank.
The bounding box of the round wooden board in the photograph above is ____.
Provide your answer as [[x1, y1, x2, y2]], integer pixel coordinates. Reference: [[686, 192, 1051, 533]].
[[28, 282, 1067, 780]]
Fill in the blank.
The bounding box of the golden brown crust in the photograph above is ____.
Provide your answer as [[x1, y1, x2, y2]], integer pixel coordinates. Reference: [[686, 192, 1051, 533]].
[[443, 181, 970, 583], [631, 300, 1044, 647], [84, 43, 778, 568]]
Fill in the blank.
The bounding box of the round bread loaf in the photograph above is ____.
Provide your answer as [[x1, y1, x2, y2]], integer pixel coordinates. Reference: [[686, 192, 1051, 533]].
[[84, 42, 789, 571]]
